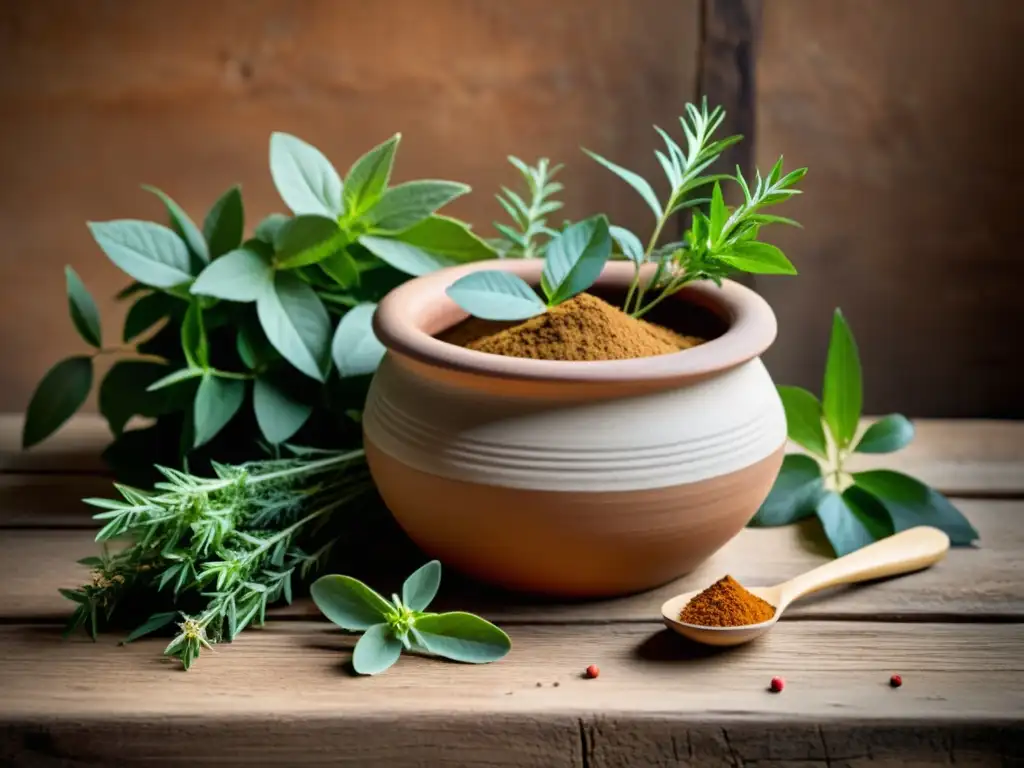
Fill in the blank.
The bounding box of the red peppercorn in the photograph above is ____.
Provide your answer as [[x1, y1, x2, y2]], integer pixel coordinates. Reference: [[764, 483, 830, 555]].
[[890, 674, 902, 688], [769, 676, 784, 693], [585, 664, 599, 679]]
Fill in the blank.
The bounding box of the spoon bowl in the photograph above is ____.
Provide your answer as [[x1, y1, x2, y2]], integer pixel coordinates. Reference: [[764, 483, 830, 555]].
[[660, 526, 951, 647]]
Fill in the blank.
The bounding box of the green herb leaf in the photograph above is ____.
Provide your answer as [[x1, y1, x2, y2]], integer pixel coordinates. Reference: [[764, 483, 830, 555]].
[[854, 414, 915, 454], [609, 225, 644, 264], [445, 271, 547, 321], [22, 356, 93, 448], [365, 181, 470, 234], [359, 235, 454, 277], [851, 470, 979, 544], [815, 488, 892, 557], [269, 132, 344, 218], [401, 560, 441, 612], [99, 360, 180, 436], [822, 308, 862, 448], [344, 133, 400, 217], [541, 215, 612, 305], [65, 266, 102, 348], [352, 623, 403, 675], [716, 241, 797, 275], [122, 611, 179, 645], [146, 367, 204, 392], [190, 247, 273, 301], [142, 185, 209, 263], [320, 250, 360, 289], [123, 291, 175, 342], [254, 213, 290, 244], [708, 181, 727, 243], [203, 186, 244, 260], [394, 214, 497, 264], [582, 148, 661, 219], [310, 574, 394, 631], [412, 612, 512, 664], [749, 454, 825, 526], [87, 220, 192, 289], [777, 386, 828, 458], [253, 378, 312, 444], [192, 375, 245, 448], [256, 273, 331, 382], [331, 303, 387, 377], [181, 303, 209, 369], [273, 214, 346, 270]]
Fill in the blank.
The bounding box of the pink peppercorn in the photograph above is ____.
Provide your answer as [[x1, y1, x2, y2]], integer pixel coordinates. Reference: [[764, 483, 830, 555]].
[[769, 676, 784, 693], [585, 664, 599, 679], [890, 674, 903, 688]]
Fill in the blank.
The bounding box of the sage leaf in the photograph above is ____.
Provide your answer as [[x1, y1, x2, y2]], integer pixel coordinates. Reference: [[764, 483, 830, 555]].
[[717, 242, 797, 275], [777, 386, 828, 458], [256, 273, 331, 382], [65, 266, 102, 348], [822, 308, 862, 448], [854, 414, 915, 454], [344, 133, 400, 217], [147, 367, 204, 392], [269, 132, 344, 218], [609, 225, 644, 264], [709, 181, 727, 243], [87, 220, 192, 289], [446, 271, 547, 321], [122, 611, 178, 645], [273, 214, 346, 270], [352, 623, 403, 675], [192, 375, 245, 448], [401, 560, 441, 613], [360, 235, 458, 277], [99, 360, 180, 436], [190, 247, 273, 301], [582, 148, 662, 219], [123, 291, 175, 342], [393, 215, 497, 263], [749, 454, 825, 526], [365, 180, 470, 234], [142, 185, 209, 263], [320, 250, 360, 288], [203, 186, 244, 260], [22, 356, 93, 449], [411, 612, 512, 664], [253, 378, 311, 444], [331, 303, 387, 377], [181, 303, 209, 369], [541, 215, 612, 305], [816, 488, 892, 557], [310, 574, 394, 631], [851, 470, 979, 545], [254, 213, 290, 244]]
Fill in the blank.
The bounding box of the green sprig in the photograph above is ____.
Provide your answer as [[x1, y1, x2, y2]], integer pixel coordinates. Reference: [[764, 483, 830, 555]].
[[492, 156, 566, 259]]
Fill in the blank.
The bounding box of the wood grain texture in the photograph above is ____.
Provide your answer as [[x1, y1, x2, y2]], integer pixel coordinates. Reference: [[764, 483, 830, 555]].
[[755, 0, 1024, 418]]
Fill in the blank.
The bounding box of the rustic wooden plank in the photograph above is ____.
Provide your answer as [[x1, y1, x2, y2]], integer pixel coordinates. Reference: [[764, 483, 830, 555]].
[[4, 500, 1018, 623], [0, 475, 113, 527], [0, 622, 1021, 766]]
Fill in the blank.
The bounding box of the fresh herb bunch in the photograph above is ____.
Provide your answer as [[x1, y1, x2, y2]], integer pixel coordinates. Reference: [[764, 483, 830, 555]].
[[750, 308, 979, 556], [311, 560, 511, 675], [492, 156, 566, 259], [61, 448, 373, 669], [23, 132, 496, 484]]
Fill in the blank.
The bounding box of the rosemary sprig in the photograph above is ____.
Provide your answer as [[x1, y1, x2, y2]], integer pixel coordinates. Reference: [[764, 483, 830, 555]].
[[493, 156, 565, 259]]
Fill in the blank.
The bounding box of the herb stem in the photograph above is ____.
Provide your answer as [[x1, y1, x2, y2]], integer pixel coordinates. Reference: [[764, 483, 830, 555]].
[[248, 450, 365, 487], [630, 212, 671, 314]]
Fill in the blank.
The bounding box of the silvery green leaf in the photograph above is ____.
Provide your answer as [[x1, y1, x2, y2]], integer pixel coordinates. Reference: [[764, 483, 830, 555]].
[[190, 247, 273, 302], [142, 185, 209, 263], [273, 214, 346, 270], [777, 386, 828, 458], [310, 574, 394, 631], [360, 235, 458, 277], [65, 266, 102, 348], [87, 220, 192, 289], [815, 489, 890, 557], [254, 213, 290, 244], [822, 308, 862, 448], [365, 180, 470, 234], [256, 273, 331, 382], [541, 215, 612, 305], [319, 250, 360, 288], [854, 414, 915, 454], [609, 225, 644, 264], [749, 454, 825, 527], [411, 612, 511, 664], [716, 242, 797, 275], [269, 132, 344, 218], [203, 186, 244, 259], [445, 271, 546, 321], [331, 303, 387, 377], [22, 356, 93, 449], [253, 377, 312, 444], [394, 215, 497, 264], [344, 133, 400, 217], [851, 470, 978, 545], [581, 148, 661, 219], [352, 623, 403, 675], [401, 560, 441, 612], [146, 367, 203, 392], [192, 374, 245, 448]]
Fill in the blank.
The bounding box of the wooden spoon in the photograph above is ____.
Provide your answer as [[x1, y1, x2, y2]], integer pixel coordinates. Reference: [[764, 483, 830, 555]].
[[660, 526, 951, 647]]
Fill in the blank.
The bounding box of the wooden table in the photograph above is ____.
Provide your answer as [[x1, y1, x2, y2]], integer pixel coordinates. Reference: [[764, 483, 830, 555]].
[[1, 415, 1022, 767]]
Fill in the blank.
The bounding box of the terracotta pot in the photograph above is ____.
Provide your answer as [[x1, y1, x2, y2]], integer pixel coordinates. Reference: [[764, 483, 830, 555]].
[[364, 259, 786, 598]]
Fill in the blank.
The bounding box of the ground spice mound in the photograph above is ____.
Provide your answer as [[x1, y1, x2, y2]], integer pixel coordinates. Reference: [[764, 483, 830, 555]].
[[458, 293, 704, 361], [679, 575, 775, 627]]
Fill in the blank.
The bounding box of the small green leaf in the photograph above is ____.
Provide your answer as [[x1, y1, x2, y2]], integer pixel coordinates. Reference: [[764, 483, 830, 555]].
[[190, 247, 273, 301], [749, 454, 825, 526], [192, 375, 245, 448], [609, 225, 644, 264], [445, 271, 547, 321], [716, 242, 797, 275], [122, 292, 176, 342], [851, 470, 978, 545], [393, 215, 498, 264], [253, 378, 312, 444], [365, 180, 470, 234], [581, 148, 661, 219], [99, 360, 181, 436], [121, 611, 178, 645], [142, 185, 209, 263], [273, 215, 346, 270], [88, 220, 192, 289], [777, 386, 828, 458], [411, 612, 511, 664], [309, 574, 394, 631], [541, 215, 612, 305], [331, 303, 387, 377], [815, 489, 892, 557], [22, 356, 93, 448], [65, 266, 102, 348], [269, 132, 344, 218], [822, 308, 863, 448], [708, 182, 727, 243], [320, 250, 360, 289], [146, 368, 204, 392], [360, 235, 458, 277], [181, 303, 209, 369], [203, 186, 244, 260], [854, 414, 915, 454], [256, 273, 331, 382], [254, 213, 290, 244], [344, 133, 400, 217], [352, 623, 403, 675], [401, 560, 441, 612]]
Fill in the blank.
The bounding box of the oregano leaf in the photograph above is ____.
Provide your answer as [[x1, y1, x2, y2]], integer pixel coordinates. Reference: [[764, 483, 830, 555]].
[[401, 560, 441, 613], [190, 247, 273, 302], [256, 273, 331, 382], [331, 303, 387, 377], [365, 180, 470, 234], [269, 132, 344, 218], [344, 133, 400, 217], [352, 623, 403, 675], [142, 185, 209, 263], [87, 220, 192, 289], [203, 186, 245, 260], [541, 215, 612, 305], [445, 271, 547, 321], [309, 574, 393, 631]]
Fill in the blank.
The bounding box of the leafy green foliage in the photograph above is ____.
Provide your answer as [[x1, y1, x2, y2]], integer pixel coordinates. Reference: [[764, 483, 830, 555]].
[[331, 303, 387, 377], [252, 378, 311, 445], [343, 133, 400, 218], [203, 185, 245, 259], [752, 308, 978, 556], [365, 180, 471, 234], [311, 561, 511, 675], [65, 266, 102, 348], [445, 271, 547, 321], [190, 247, 273, 301], [22, 356, 93, 448], [87, 220, 193, 289], [270, 132, 345, 218], [492, 157, 565, 258], [256, 273, 332, 382]]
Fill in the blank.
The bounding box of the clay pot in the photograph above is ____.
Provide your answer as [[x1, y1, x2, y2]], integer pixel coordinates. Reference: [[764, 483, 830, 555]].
[[365, 259, 786, 598]]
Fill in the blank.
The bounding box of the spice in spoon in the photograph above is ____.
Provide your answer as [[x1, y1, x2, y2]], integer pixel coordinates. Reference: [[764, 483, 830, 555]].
[[679, 575, 776, 627]]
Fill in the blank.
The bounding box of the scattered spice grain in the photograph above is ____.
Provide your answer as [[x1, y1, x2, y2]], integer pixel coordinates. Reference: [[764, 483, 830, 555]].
[[679, 575, 776, 627], [770, 676, 784, 693], [585, 664, 600, 679], [890, 674, 902, 688]]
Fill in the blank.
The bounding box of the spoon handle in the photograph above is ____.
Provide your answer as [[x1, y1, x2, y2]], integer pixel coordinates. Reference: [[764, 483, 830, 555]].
[[778, 526, 951, 605]]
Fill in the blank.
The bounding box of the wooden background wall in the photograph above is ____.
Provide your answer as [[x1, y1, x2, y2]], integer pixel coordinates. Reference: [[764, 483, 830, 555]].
[[1, 0, 1021, 418]]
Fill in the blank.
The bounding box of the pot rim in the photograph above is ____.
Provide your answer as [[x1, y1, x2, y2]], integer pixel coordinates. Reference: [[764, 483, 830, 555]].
[[372, 259, 777, 383]]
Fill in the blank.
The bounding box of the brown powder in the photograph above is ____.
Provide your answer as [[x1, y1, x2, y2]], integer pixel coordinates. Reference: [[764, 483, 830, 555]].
[[441, 293, 704, 361], [678, 575, 776, 627]]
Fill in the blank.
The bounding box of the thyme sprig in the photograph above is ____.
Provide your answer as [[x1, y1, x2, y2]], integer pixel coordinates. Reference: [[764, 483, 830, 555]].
[[493, 156, 565, 259]]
